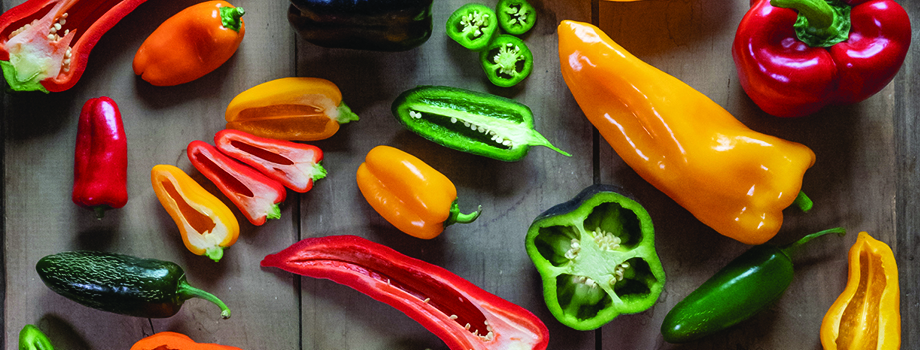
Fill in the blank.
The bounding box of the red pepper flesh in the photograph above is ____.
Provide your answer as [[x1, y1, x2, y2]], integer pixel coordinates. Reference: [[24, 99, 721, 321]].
[[0, 0, 149, 92], [732, 0, 911, 117], [261, 235, 549, 350], [214, 129, 326, 193], [187, 140, 287, 226], [72, 96, 127, 219]]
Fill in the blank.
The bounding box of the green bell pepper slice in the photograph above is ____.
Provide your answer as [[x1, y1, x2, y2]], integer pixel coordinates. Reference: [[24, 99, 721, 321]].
[[525, 184, 666, 330], [497, 0, 536, 35], [445, 3, 499, 51], [19, 324, 54, 350], [480, 34, 533, 87]]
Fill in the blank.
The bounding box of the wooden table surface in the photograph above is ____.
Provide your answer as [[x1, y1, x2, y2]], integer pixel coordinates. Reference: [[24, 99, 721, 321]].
[[1, 0, 917, 349]]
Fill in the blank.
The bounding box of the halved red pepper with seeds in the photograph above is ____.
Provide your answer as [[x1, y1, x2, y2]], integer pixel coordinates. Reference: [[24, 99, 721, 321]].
[[0, 0, 149, 92], [214, 129, 326, 193], [187, 140, 287, 226], [261, 235, 549, 350]]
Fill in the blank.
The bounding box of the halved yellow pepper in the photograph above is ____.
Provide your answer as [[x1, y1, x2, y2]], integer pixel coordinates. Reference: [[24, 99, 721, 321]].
[[225, 77, 359, 141], [820, 231, 900, 350], [558, 20, 815, 245], [151, 164, 239, 262]]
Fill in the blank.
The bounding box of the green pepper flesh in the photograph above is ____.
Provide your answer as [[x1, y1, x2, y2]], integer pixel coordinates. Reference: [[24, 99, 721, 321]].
[[446, 3, 499, 51], [480, 34, 534, 87], [497, 0, 536, 35]]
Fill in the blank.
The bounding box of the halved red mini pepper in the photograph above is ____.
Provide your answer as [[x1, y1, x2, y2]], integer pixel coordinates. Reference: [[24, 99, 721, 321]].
[[0, 0, 148, 92], [214, 129, 326, 193], [732, 0, 911, 117], [72, 96, 127, 219], [261, 235, 549, 350], [188, 140, 286, 226]]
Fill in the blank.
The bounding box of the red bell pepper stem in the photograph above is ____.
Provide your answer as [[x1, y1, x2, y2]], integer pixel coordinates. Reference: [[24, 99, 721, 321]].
[[72, 96, 128, 219], [261, 235, 550, 350], [771, 0, 850, 47], [187, 140, 287, 226]]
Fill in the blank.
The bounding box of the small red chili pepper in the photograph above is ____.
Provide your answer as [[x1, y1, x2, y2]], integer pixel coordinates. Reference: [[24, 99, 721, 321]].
[[0, 0, 149, 92], [187, 140, 286, 226], [261, 235, 550, 350], [214, 129, 326, 193], [72, 96, 128, 219]]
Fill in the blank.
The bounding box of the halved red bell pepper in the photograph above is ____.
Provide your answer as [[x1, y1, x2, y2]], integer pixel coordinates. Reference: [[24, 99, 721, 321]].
[[214, 129, 326, 193], [0, 0, 149, 92], [72, 96, 127, 219], [261, 235, 549, 350], [732, 0, 911, 117], [187, 140, 287, 226]]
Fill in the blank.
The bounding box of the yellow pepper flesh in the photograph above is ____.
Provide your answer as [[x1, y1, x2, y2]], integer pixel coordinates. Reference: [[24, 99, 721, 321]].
[[557, 20, 816, 245], [821, 231, 900, 350]]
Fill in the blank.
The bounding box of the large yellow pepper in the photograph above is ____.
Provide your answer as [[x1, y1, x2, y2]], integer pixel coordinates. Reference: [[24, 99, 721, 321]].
[[557, 20, 815, 245], [151, 164, 239, 262], [820, 231, 900, 350]]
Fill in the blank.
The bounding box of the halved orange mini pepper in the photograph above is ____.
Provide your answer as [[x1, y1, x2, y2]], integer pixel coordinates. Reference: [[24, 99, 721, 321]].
[[558, 20, 816, 245], [356, 145, 480, 239], [151, 164, 239, 262], [820, 231, 900, 350], [131, 331, 242, 350], [225, 77, 359, 141], [133, 0, 245, 86]]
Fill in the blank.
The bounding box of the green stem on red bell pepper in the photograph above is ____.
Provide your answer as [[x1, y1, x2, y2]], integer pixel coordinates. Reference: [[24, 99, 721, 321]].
[[771, 0, 851, 47], [525, 184, 666, 330], [660, 227, 846, 343], [480, 34, 533, 87], [446, 3, 498, 51], [392, 85, 570, 161], [19, 324, 54, 350], [496, 0, 536, 35]]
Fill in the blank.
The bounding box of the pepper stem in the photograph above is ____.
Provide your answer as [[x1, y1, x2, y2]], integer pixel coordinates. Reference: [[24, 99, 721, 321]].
[[266, 203, 281, 220], [93, 206, 107, 220], [770, 0, 851, 47], [781, 227, 846, 257], [219, 6, 245, 32], [444, 200, 482, 227], [205, 246, 224, 262], [794, 191, 813, 213], [177, 279, 232, 319]]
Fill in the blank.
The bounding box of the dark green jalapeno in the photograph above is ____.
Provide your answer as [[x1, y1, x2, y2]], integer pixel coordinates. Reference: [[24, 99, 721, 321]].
[[392, 85, 570, 161]]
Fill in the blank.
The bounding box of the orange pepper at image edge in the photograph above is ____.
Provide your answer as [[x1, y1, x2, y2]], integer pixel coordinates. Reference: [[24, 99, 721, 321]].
[[820, 231, 900, 350], [356, 145, 481, 239], [133, 0, 245, 86], [131, 331, 242, 350], [151, 164, 239, 262]]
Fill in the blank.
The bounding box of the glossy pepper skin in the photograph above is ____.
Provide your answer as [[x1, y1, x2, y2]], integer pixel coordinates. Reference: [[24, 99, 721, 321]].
[[732, 0, 911, 117], [661, 227, 845, 343], [820, 231, 900, 349], [558, 20, 816, 245], [188, 140, 287, 226], [214, 129, 326, 193], [392, 85, 569, 161], [261, 235, 550, 350], [133, 1, 245, 86], [0, 0, 148, 92], [19, 324, 54, 350], [131, 332, 242, 350], [526, 184, 665, 330], [72, 96, 127, 220], [446, 3, 498, 51], [356, 145, 481, 239], [287, 0, 433, 52], [151, 164, 239, 262], [225, 77, 359, 141], [36, 250, 231, 319]]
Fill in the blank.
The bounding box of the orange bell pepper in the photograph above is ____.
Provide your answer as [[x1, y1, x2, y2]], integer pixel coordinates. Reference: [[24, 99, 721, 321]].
[[558, 20, 816, 245], [225, 77, 359, 141], [151, 164, 239, 262], [356, 145, 480, 239], [133, 0, 245, 86], [131, 331, 242, 350], [820, 231, 900, 350]]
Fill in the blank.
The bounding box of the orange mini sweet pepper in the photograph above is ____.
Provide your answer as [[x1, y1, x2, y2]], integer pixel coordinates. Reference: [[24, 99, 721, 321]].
[[558, 20, 816, 245], [225, 77, 359, 141], [151, 164, 239, 262], [131, 331, 242, 350], [356, 145, 481, 239], [820, 231, 900, 350], [133, 1, 245, 86]]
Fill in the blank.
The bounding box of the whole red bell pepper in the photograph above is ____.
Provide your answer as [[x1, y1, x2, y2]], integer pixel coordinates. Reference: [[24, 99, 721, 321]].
[[732, 0, 911, 117], [261, 235, 550, 350], [187, 140, 287, 226], [0, 0, 149, 92], [214, 129, 326, 193], [72, 96, 128, 219]]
